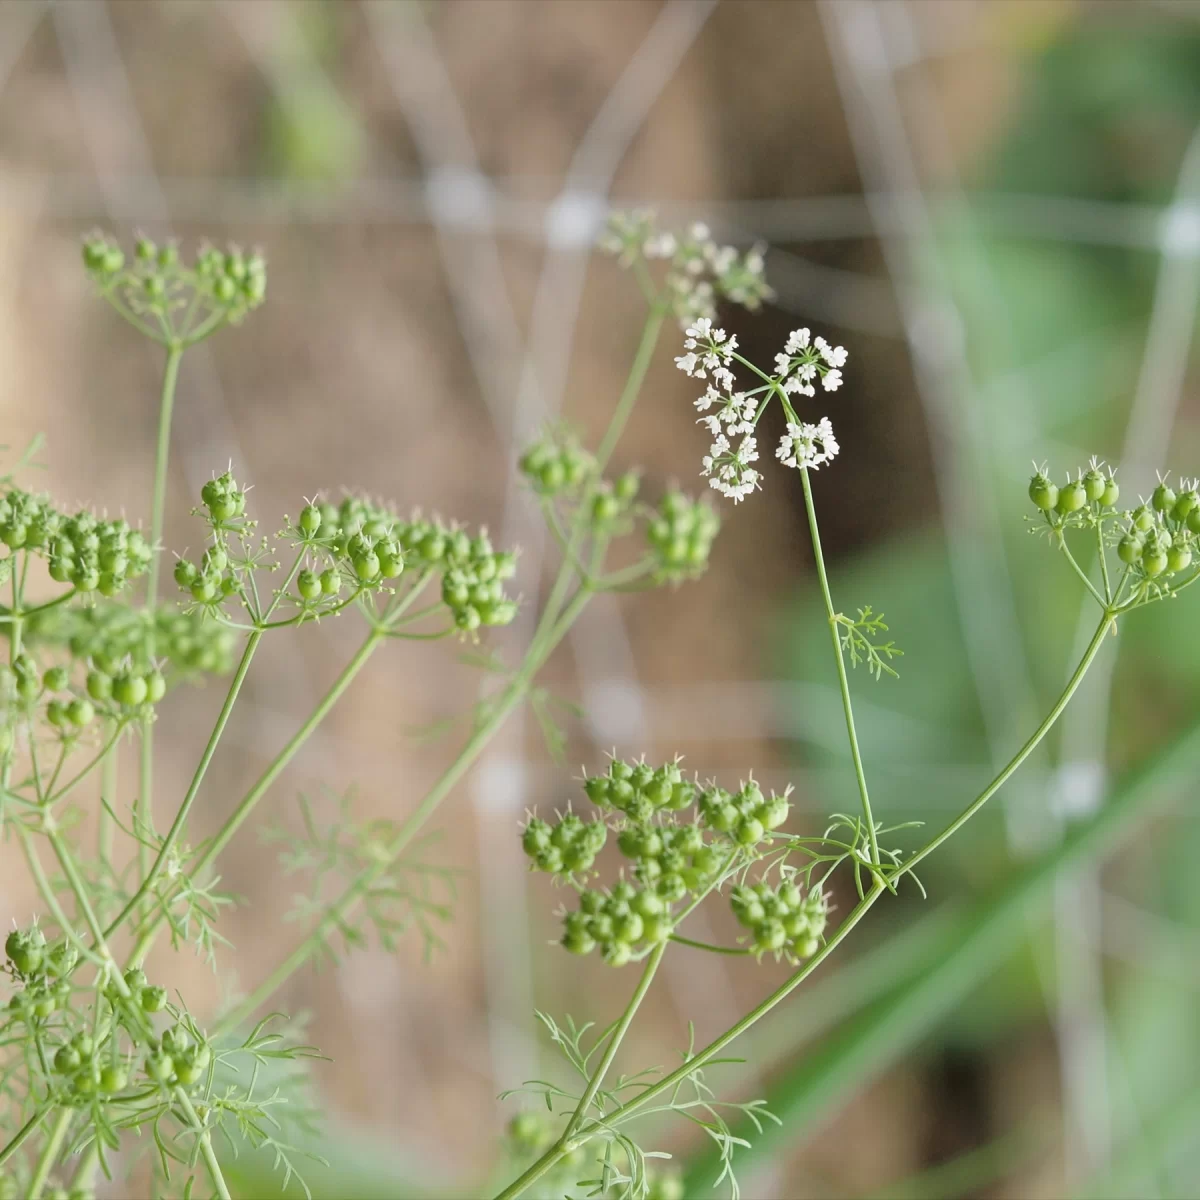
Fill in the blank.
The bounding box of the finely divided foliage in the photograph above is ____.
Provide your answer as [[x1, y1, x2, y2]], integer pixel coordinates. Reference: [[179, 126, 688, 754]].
[[0, 217, 1194, 1200]]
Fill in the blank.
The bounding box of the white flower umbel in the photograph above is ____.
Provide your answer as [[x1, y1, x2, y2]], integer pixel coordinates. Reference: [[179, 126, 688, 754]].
[[674, 318, 738, 379], [775, 328, 848, 396], [702, 432, 761, 502], [776, 417, 840, 472]]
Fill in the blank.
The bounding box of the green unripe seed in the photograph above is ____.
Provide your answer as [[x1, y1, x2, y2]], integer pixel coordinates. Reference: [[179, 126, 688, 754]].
[[1133, 505, 1156, 533], [1056, 480, 1087, 514], [140, 986, 168, 1013], [1153, 483, 1177, 512], [1082, 468, 1107, 503], [319, 568, 341, 595], [113, 673, 148, 706], [99, 1066, 128, 1094], [1142, 548, 1168, 578], [296, 570, 322, 601], [1118, 535, 1143, 565], [736, 817, 765, 845], [1168, 545, 1192, 573], [1101, 480, 1120, 507], [67, 699, 95, 727], [43, 666, 70, 692], [299, 504, 322, 536], [1027, 472, 1056, 511]]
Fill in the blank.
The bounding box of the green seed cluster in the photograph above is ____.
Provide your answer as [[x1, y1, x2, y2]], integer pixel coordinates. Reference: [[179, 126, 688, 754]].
[[527, 760, 792, 968], [291, 497, 518, 631], [4, 929, 74, 1022], [583, 758, 696, 821], [0, 487, 151, 598], [696, 778, 790, 848], [29, 602, 237, 681], [561, 881, 672, 967], [519, 434, 595, 496], [1029, 463, 1120, 518], [730, 880, 828, 960], [3, 932, 213, 1107], [1117, 481, 1199, 580], [587, 471, 640, 530], [646, 491, 720, 581], [0, 652, 104, 734], [82, 233, 266, 328], [521, 813, 608, 875]]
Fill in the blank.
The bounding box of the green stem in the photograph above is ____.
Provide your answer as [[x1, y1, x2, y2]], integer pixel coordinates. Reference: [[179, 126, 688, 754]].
[[669, 933, 750, 956], [800, 467, 880, 868], [27, 1108, 71, 1200], [595, 304, 666, 470], [104, 630, 262, 940], [494, 884, 886, 1200], [138, 343, 183, 911], [562, 941, 667, 1143], [215, 587, 592, 1036], [125, 625, 386, 966], [0, 1105, 49, 1169], [178, 1091, 231, 1200], [894, 611, 1113, 882], [146, 344, 183, 605]]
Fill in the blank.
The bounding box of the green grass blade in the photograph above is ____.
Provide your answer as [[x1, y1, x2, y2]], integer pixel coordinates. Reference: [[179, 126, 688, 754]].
[[683, 718, 1200, 1196]]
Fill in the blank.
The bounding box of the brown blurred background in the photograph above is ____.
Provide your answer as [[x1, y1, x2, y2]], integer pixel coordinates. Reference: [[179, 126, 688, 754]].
[[4, 1, 1200, 1197]]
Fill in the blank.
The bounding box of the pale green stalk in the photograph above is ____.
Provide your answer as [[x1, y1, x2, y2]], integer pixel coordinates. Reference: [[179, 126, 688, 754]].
[[0, 1106, 49, 1169], [560, 941, 667, 1144], [493, 884, 886, 1200], [799, 466, 881, 868], [215, 587, 592, 1036], [125, 574, 436, 965], [178, 1091, 231, 1200], [894, 611, 1113, 881], [26, 1108, 71, 1200], [104, 629, 263, 939], [139, 343, 185, 891]]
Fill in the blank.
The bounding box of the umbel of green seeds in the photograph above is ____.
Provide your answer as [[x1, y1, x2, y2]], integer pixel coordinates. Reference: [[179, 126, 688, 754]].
[[0, 486, 151, 597], [731, 879, 828, 960], [519, 432, 595, 496], [521, 812, 607, 875], [646, 490, 720, 581]]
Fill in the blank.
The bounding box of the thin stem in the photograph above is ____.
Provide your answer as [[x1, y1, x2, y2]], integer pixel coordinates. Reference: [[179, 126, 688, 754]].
[[668, 933, 751, 956], [104, 630, 262, 940], [146, 343, 183, 604], [1096, 524, 1113, 604], [894, 611, 1113, 882], [800, 467, 880, 868], [215, 586, 593, 1036], [494, 884, 886, 1200], [28, 1109, 72, 1200], [0, 1105, 49, 1169], [562, 941, 667, 1143], [1058, 533, 1106, 609], [177, 1091, 231, 1200], [595, 304, 666, 470]]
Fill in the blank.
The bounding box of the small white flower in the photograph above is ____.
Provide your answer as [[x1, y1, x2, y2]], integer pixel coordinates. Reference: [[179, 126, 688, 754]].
[[782, 376, 815, 398], [785, 328, 811, 354], [675, 352, 703, 377], [711, 366, 735, 393], [698, 415, 722, 436], [776, 417, 840, 472], [644, 232, 677, 259], [822, 369, 843, 392], [814, 336, 848, 369], [694, 386, 720, 412], [686, 317, 714, 342], [690, 222, 711, 242], [774, 352, 792, 376]]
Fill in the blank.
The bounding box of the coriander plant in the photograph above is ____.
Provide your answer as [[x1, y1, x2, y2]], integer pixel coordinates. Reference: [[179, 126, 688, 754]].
[[0, 216, 1193, 1200]]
